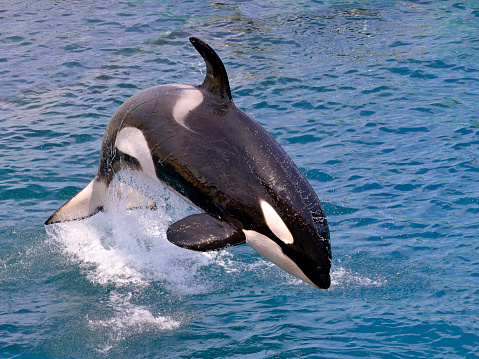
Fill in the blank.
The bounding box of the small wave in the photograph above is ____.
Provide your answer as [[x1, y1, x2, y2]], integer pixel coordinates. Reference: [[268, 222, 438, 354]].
[[88, 292, 181, 331], [331, 265, 386, 287], [88, 291, 180, 354], [275, 265, 386, 289]]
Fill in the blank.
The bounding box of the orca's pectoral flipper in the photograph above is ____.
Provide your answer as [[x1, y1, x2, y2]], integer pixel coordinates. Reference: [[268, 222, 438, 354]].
[[166, 213, 245, 251], [190, 37, 232, 102], [44, 176, 107, 225]]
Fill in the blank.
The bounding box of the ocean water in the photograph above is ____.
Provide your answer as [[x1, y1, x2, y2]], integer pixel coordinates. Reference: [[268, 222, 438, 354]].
[[1, 0, 478, 357]]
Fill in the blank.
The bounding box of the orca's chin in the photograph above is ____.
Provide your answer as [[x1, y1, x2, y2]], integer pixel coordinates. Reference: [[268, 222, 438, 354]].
[[311, 272, 331, 289]]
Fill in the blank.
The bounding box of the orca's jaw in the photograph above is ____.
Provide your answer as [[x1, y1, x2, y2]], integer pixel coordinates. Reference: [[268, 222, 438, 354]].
[[243, 229, 322, 288]]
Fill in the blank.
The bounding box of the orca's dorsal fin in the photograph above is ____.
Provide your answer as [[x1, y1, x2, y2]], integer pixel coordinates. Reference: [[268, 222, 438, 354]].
[[190, 37, 232, 102]]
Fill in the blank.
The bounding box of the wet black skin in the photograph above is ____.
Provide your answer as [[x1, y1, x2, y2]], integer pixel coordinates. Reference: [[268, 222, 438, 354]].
[[100, 95, 330, 288], [49, 37, 332, 288]]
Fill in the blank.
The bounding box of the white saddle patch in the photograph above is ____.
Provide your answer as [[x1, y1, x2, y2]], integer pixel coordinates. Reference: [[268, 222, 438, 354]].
[[260, 200, 294, 245], [171, 84, 203, 130], [115, 127, 158, 180]]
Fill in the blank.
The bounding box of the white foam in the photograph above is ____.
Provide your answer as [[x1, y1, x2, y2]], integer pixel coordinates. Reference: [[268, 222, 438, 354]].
[[46, 217, 147, 286], [274, 265, 386, 288], [203, 249, 268, 275], [88, 291, 180, 354], [45, 170, 215, 294], [89, 292, 180, 330], [330, 265, 386, 287]]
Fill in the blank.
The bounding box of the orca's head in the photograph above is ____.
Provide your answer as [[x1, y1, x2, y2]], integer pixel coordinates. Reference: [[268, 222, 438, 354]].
[[243, 197, 331, 289]]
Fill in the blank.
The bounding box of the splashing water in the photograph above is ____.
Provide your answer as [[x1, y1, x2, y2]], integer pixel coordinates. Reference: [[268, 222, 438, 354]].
[[43, 171, 398, 354], [45, 171, 216, 293], [43, 172, 216, 351], [45, 170, 380, 293], [88, 291, 180, 353]]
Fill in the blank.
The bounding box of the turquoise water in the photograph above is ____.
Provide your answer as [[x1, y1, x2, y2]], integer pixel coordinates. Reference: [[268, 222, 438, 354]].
[[1, 0, 478, 357]]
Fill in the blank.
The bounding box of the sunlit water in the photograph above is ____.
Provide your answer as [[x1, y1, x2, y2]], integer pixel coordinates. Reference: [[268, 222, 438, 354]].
[[1, 1, 478, 358]]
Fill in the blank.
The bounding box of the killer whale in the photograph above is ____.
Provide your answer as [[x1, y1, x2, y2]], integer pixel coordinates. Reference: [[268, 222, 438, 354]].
[[45, 37, 332, 289]]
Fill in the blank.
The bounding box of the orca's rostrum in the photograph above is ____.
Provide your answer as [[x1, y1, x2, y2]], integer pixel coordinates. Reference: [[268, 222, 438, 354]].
[[45, 37, 332, 289]]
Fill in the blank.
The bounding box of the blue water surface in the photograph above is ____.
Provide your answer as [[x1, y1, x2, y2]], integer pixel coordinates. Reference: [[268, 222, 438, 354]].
[[1, 1, 478, 358]]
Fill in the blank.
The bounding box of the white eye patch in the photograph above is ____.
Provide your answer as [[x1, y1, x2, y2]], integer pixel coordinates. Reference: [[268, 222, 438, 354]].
[[260, 200, 294, 245]]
